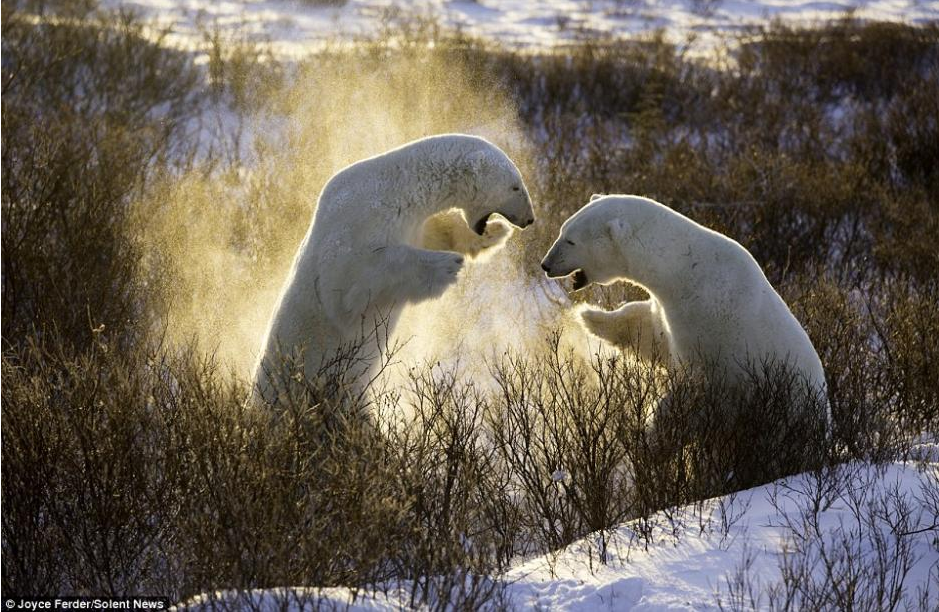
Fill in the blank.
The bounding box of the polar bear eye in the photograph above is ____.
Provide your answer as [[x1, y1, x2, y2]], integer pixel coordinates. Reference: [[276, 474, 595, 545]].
[[565, 239, 575, 246], [512, 186, 521, 191]]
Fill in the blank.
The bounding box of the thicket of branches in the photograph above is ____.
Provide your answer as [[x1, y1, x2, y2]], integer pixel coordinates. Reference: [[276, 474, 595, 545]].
[[2, 0, 937, 606]]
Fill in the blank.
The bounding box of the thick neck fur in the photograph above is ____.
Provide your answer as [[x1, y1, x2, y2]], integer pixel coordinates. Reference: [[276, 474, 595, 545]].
[[380, 135, 494, 223], [618, 203, 742, 309], [302, 135, 500, 251], [620, 210, 696, 298]]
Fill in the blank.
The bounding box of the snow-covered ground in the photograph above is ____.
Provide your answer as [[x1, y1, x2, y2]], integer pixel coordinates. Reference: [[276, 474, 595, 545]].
[[83, 2, 937, 609], [505, 457, 938, 610], [179, 455, 938, 610], [105, 0, 939, 57]]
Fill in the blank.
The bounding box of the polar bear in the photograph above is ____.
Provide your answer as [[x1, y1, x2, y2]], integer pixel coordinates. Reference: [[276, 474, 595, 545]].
[[253, 134, 534, 404], [541, 194, 829, 423]]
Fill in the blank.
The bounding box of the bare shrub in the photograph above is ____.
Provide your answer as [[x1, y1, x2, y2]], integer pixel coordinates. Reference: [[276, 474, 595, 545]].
[[764, 466, 934, 610], [2, 335, 190, 594], [1, 317, 517, 603], [2, 5, 936, 605], [487, 338, 638, 557], [716, 465, 936, 611], [1, 3, 203, 350], [485, 336, 833, 561]]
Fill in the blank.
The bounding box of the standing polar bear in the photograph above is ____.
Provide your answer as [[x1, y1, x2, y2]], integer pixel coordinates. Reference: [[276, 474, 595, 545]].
[[254, 134, 534, 404], [541, 194, 829, 422]]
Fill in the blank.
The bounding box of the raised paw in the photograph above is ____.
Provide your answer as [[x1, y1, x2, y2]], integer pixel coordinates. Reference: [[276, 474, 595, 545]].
[[458, 219, 512, 258], [417, 251, 464, 300], [578, 305, 609, 325], [479, 219, 511, 246], [579, 307, 612, 338]]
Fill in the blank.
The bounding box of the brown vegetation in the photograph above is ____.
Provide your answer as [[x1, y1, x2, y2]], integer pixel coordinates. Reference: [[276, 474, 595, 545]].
[[2, 0, 937, 605]]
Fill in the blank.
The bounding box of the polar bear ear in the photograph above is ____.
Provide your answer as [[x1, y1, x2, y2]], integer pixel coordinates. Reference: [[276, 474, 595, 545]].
[[590, 193, 604, 202]]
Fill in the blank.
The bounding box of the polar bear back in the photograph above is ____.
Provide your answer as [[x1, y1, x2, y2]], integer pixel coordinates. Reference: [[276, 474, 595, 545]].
[[544, 195, 828, 410]]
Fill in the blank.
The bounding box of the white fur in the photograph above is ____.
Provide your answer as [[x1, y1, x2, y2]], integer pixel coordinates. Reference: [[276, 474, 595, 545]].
[[254, 134, 534, 403], [420, 210, 512, 261], [542, 195, 829, 421], [576, 299, 671, 364]]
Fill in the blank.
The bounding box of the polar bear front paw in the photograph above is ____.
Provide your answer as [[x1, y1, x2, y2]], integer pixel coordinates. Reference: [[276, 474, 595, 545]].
[[579, 306, 614, 339], [422, 212, 512, 259], [417, 251, 464, 300], [470, 219, 511, 255]]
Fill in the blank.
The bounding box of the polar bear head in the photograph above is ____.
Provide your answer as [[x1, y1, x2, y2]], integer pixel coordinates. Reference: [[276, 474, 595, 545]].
[[541, 194, 674, 290], [456, 138, 535, 235]]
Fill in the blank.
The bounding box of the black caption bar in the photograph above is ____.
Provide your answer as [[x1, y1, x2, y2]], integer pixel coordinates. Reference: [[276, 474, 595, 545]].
[[4, 600, 170, 611]]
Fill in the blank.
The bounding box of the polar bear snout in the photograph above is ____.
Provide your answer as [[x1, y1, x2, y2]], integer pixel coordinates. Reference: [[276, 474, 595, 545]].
[[492, 191, 536, 231], [540, 248, 571, 277], [504, 214, 535, 230], [540, 248, 562, 276], [502, 213, 535, 229], [473, 210, 535, 235], [541, 258, 589, 291], [542, 242, 591, 290]]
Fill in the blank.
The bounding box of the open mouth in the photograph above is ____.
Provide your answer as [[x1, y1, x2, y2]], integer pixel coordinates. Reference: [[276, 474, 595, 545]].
[[571, 269, 588, 290], [542, 265, 589, 291], [473, 213, 493, 235]]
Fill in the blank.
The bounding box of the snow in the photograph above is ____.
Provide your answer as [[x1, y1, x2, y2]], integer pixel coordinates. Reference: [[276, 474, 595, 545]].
[[76, 2, 937, 609], [178, 458, 938, 610], [103, 0, 939, 58], [505, 459, 938, 610]]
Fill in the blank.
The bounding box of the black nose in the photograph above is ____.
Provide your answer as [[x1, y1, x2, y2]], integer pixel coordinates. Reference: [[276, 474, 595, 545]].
[[524, 217, 535, 227], [541, 262, 550, 272]]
